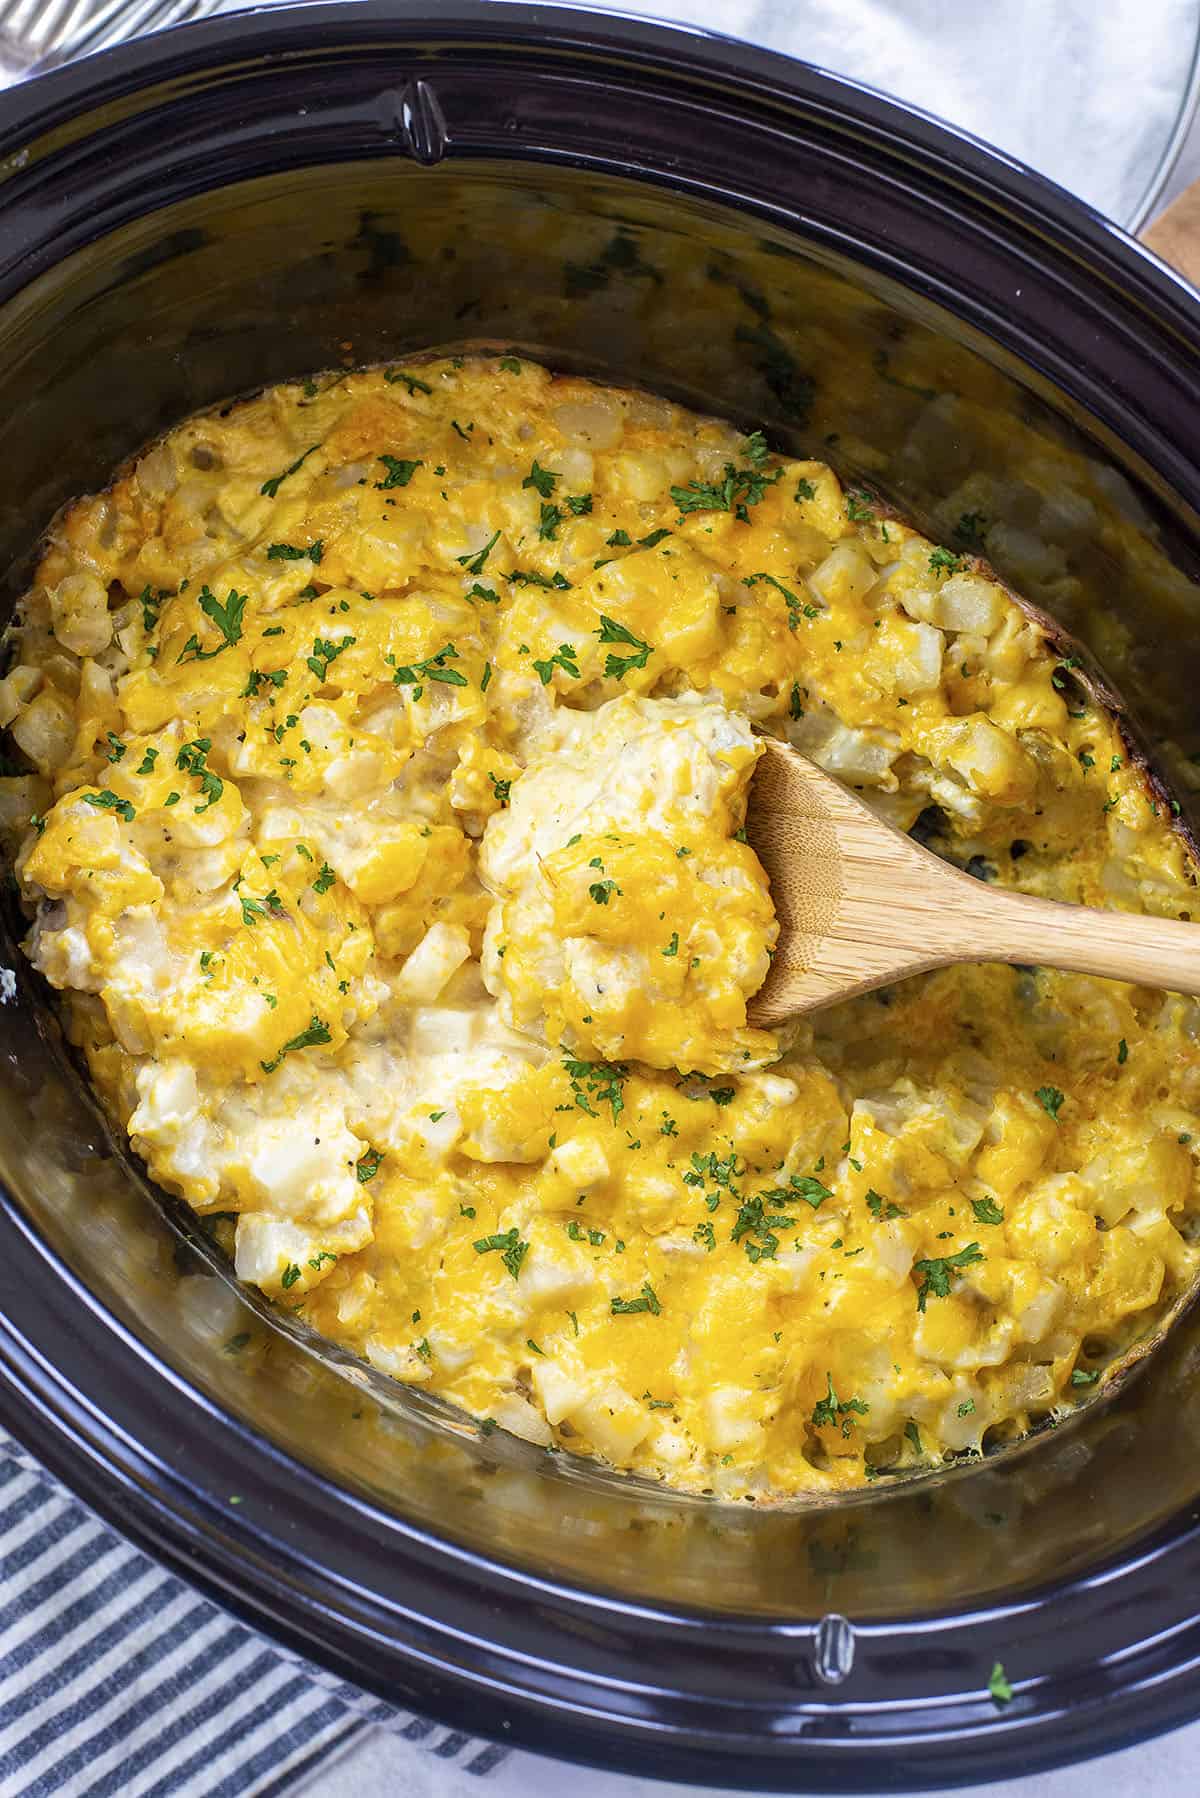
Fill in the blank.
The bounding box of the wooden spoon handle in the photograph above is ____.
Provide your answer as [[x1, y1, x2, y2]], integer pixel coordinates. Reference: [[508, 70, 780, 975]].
[[960, 880, 1200, 995]]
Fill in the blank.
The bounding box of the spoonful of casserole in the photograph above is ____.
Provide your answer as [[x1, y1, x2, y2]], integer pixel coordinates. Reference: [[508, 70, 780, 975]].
[[745, 738, 1200, 1025]]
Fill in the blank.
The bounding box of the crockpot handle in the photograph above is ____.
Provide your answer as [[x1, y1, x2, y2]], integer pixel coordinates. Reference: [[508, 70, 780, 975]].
[[1141, 184, 1200, 285]]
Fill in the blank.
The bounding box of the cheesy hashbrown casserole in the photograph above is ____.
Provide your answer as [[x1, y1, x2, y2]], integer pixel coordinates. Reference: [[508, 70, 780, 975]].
[[3, 353, 1200, 1499]]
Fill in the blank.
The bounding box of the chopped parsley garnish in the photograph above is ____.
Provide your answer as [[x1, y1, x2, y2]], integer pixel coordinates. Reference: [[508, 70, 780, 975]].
[[138, 584, 166, 632], [794, 477, 817, 502], [375, 455, 423, 490], [670, 454, 780, 524], [611, 1281, 661, 1316], [307, 633, 356, 683], [744, 569, 815, 631], [970, 1196, 1004, 1226], [175, 738, 224, 813], [928, 546, 963, 575], [508, 567, 572, 590], [988, 1663, 1014, 1706], [789, 682, 804, 720], [104, 732, 126, 762], [177, 586, 248, 661], [731, 1192, 796, 1263], [238, 885, 285, 926], [1071, 1367, 1100, 1386], [391, 641, 468, 697], [498, 355, 522, 373], [596, 614, 653, 679], [383, 369, 432, 395], [638, 527, 671, 548], [845, 490, 874, 523], [522, 459, 559, 497], [905, 1420, 923, 1456], [488, 771, 511, 805], [83, 789, 135, 823], [812, 1372, 869, 1437], [607, 529, 632, 547], [356, 1148, 384, 1183], [312, 862, 336, 894], [472, 1226, 529, 1280], [533, 643, 580, 685], [957, 1398, 976, 1417], [663, 932, 679, 957], [1117, 1037, 1129, 1065], [564, 1057, 627, 1122], [467, 582, 499, 605], [760, 1171, 833, 1210], [589, 878, 619, 904], [913, 1242, 984, 1311], [260, 1014, 331, 1073], [455, 530, 500, 575], [242, 667, 288, 697], [1035, 1084, 1065, 1120], [280, 1263, 302, 1290], [261, 444, 317, 497], [566, 493, 593, 516], [866, 1188, 905, 1221], [537, 502, 562, 540], [267, 539, 324, 562]]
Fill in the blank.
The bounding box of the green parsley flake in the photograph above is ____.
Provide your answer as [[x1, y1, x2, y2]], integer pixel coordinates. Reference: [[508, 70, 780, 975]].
[[84, 789, 135, 823], [596, 614, 653, 679], [611, 1282, 661, 1316], [267, 539, 323, 562], [261, 444, 317, 498], [391, 642, 469, 697], [988, 1662, 1014, 1706], [375, 455, 423, 489], [456, 530, 500, 576], [307, 634, 356, 682], [522, 459, 559, 497], [913, 1242, 984, 1311], [383, 369, 432, 395], [970, 1196, 1004, 1226], [472, 1227, 529, 1280], [671, 452, 780, 524], [260, 1013, 332, 1073], [177, 586, 248, 662], [533, 643, 581, 685], [812, 1372, 869, 1437]]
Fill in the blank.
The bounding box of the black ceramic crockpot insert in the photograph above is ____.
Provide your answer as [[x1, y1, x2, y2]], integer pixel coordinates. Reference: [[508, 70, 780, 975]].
[[3, 4, 1200, 1789]]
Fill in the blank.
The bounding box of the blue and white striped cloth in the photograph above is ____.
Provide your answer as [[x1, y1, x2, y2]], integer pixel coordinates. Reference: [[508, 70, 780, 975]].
[[0, 1430, 507, 1797]]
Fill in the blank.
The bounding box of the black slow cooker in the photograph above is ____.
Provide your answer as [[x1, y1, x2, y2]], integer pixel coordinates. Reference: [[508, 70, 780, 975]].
[[4, 4, 1200, 1788]]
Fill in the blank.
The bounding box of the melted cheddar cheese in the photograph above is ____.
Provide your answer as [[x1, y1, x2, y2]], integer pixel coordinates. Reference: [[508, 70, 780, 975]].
[[4, 354, 1200, 1499]]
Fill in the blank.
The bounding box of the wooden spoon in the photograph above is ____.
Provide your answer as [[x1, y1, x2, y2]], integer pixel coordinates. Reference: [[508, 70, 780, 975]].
[[744, 738, 1200, 1025]]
